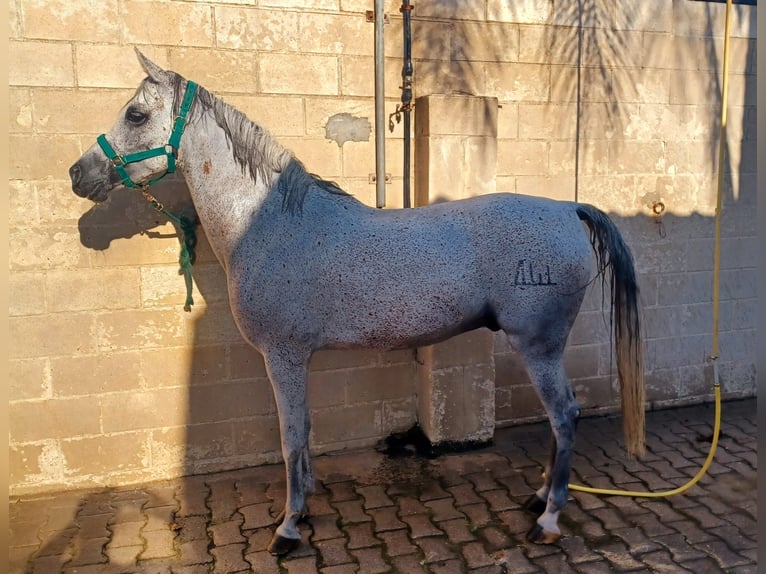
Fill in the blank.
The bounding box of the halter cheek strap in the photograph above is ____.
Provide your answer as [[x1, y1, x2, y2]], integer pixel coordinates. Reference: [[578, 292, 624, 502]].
[[97, 80, 198, 189]]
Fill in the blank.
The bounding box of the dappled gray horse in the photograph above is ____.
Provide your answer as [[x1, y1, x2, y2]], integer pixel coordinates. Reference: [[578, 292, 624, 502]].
[[70, 50, 645, 555]]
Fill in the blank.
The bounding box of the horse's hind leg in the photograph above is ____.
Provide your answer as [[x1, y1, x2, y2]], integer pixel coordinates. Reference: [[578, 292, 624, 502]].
[[518, 348, 579, 544], [263, 350, 314, 556]]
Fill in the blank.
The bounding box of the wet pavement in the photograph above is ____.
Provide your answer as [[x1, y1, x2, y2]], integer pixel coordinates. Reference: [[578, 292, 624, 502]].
[[10, 398, 757, 573]]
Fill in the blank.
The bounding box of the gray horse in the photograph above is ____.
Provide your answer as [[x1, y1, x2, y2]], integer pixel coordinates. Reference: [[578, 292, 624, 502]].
[[69, 50, 645, 555]]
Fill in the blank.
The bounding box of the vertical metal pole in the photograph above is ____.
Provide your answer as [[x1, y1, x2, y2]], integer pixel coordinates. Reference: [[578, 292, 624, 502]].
[[401, 1, 414, 208], [374, 0, 386, 208]]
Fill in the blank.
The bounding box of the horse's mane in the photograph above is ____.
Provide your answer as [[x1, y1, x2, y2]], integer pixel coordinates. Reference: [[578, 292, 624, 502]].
[[171, 74, 349, 214]]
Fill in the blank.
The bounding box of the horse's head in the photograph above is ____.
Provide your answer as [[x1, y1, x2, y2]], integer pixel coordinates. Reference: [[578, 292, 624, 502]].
[[69, 49, 190, 203]]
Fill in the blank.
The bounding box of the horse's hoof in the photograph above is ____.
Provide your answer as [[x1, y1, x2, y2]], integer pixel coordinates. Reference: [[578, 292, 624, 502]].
[[526, 523, 560, 545], [268, 534, 300, 556], [523, 494, 547, 515]]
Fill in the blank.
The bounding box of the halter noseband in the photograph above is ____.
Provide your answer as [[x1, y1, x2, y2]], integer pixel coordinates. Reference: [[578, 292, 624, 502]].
[[97, 80, 198, 189]]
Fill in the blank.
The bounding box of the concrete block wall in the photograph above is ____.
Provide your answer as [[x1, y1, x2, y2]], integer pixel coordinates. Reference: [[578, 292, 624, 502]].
[[9, 0, 757, 495]]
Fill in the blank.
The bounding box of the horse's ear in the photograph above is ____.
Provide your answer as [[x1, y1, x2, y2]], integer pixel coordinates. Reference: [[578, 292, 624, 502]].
[[135, 47, 167, 82]]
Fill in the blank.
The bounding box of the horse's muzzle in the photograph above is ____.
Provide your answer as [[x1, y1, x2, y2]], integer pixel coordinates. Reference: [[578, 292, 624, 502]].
[[69, 162, 88, 198]]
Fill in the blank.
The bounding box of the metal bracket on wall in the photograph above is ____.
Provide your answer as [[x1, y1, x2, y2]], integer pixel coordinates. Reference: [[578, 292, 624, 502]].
[[369, 173, 392, 184], [365, 10, 391, 23]]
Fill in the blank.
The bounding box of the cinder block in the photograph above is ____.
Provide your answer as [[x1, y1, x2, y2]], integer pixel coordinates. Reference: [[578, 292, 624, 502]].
[[100, 387, 188, 433], [10, 313, 96, 359], [411, 20, 452, 61], [50, 352, 142, 396], [10, 133, 81, 180], [9, 87, 32, 134], [418, 357, 495, 445], [563, 344, 601, 380], [505, 384, 545, 422], [260, 53, 339, 96], [515, 175, 575, 201], [581, 28, 645, 69], [10, 358, 49, 401], [311, 403, 381, 444], [519, 25, 578, 65], [75, 45, 166, 89], [485, 62, 550, 102], [494, 352, 531, 388], [184, 421, 238, 461], [571, 376, 616, 411], [644, 368, 682, 403], [188, 379, 276, 422], [612, 2, 673, 33], [234, 416, 283, 457], [518, 104, 578, 140], [229, 344, 268, 379], [61, 432, 151, 475], [22, 0, 120, 42], [46, 268, 141, 312], [415, 60, 486, 99], [10, 396, 101, 442], [167, 48, 259, 94], [215, 7, 299, 52], [9, 271, 46, 316], [452, 21, 519, 63], [308, 369, 348, 408], [346, 364, 416, 403], [282, 136, 342, 177], [10, 443, 46, 485], [31, 89, 130, 135], [340, 55, 404, 98], [417, 0, 485, 20], [415, 94, 498, 137], [381, 397, 417, 435], [488, 0, 552, 24], [122, 2, 214, 47], [297, 12, 369, 56], [498, 140, 548, 176], [608, 141, 665, 175], [93, 309, 186, 352], [612, 69, 670, 104], [9, 41, 74, 87], [429, 330, 495, 369], [182, 302, 243, 345], [224, 95, 306, 137]]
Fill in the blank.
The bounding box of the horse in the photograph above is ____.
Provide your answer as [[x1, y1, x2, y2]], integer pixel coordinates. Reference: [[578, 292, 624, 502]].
[[69, 49, 645, 555]]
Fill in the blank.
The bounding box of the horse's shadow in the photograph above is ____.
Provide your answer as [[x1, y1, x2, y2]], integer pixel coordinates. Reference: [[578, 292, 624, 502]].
[[77, 176, 199, 252], [20, 178, 285, 572]]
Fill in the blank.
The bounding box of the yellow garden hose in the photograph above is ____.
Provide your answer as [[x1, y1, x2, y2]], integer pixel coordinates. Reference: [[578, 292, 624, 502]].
[[566, 0, 733, 498]]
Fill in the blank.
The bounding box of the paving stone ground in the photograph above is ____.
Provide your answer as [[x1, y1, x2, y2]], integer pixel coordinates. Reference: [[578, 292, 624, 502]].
[[10, 399, 757, 573]]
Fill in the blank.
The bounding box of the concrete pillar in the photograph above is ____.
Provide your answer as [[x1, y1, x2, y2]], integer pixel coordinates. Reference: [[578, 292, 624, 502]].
[[414, 94, 498, 447], [414, 94, 498, 204]]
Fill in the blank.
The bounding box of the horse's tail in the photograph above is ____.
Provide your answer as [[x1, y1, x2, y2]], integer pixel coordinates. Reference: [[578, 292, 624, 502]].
[[576, 204, 646, 458]]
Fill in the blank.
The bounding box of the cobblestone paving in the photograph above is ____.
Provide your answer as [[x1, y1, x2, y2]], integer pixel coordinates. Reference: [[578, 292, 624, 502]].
[[10, 399, 757, 573]]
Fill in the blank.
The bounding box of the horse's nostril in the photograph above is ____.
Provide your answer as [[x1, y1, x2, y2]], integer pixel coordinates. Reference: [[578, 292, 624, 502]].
[[69, 163, 81, 185]]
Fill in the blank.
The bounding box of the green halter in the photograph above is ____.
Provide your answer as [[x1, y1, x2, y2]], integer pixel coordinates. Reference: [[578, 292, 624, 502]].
[[96, 81, 199, 312]]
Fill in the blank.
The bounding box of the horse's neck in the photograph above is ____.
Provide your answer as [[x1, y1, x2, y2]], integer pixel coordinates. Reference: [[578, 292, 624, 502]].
[[177, 115, 279, 265]]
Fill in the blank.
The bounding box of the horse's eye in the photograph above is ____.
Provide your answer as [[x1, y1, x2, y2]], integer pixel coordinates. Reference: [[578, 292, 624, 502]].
[[126, 108, 147, 126]]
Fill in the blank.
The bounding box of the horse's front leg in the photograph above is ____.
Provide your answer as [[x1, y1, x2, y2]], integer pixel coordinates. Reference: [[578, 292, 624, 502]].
[[263, 350, 313, 556]]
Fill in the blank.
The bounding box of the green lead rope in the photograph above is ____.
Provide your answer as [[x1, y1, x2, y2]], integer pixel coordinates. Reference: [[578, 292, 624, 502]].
[[142, 189, 197, 312]]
